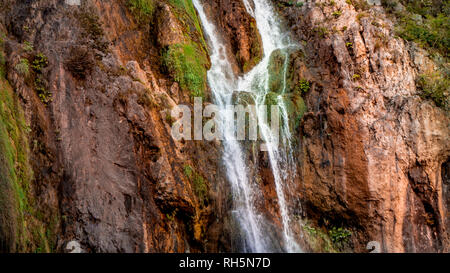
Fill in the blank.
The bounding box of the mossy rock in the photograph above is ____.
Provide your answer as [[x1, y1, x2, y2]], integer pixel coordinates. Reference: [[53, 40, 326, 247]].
[[264, 91, 281, 106], [232, 91, 256, 106], [268, 49, 288, 94], [282, 92, 307, 131], [163, 42, 209, 98]]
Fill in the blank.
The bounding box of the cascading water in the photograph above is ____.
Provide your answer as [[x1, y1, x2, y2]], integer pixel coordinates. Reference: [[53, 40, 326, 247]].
[[193, 0, 301, 252]]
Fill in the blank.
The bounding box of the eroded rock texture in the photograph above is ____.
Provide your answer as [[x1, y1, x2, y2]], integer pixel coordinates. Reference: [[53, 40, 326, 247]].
[[0, 0, 231, 253]]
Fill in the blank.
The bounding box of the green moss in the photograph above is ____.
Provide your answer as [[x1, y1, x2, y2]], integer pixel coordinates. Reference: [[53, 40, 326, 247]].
[[268, 49, 288, 94], [15, 58, 29, 77], [302, 221, 351, 253], [332, 10, 342, 18], [157, 1, 210, 99], [397, 13, 449, 56], [163, 43, 208, 98], [283, 93, 307, 131], [183, 165, 208, 206], [0, 67, 32, 251], [382, 0, 449, 58]]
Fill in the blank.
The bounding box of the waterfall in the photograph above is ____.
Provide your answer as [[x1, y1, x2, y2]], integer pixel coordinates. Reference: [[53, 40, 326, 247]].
[[193, 0, 301, 253]]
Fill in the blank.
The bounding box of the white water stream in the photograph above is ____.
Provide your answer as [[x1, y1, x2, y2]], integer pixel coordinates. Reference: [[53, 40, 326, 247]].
[[193, 0, 301, 253]]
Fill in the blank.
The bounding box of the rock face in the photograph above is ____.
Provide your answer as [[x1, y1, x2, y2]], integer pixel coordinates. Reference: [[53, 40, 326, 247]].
[[0, 0, 448, 253], [275, 0, 449, 252]]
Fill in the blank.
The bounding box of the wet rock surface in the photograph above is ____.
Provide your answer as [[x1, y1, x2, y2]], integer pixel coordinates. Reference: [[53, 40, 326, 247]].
[[0, 0, 231, 253], [204, 0, 263, 74]]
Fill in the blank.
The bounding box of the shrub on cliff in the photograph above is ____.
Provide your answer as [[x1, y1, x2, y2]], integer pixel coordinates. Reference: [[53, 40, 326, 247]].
[[382, 0, 449, 57]]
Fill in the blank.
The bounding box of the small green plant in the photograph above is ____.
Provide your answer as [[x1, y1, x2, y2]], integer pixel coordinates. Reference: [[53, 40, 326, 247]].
[[15, 58, 30, 77], [183, 165, 193, 178], [297, 79, 311, 94], [382, 0, 449, 58], [352, 73, 361, 80], [66, 46, 94, 79], [165, 113, 175, 125], [31, 53, 51, 104], [346, 42, 353, 48], [303, 225, 318, 236], [23, 41, 33, 52], [163, 43, 208, 98]]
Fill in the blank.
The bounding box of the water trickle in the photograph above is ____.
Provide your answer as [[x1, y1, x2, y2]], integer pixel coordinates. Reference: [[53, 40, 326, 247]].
[[193, 0, 302, 252]]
